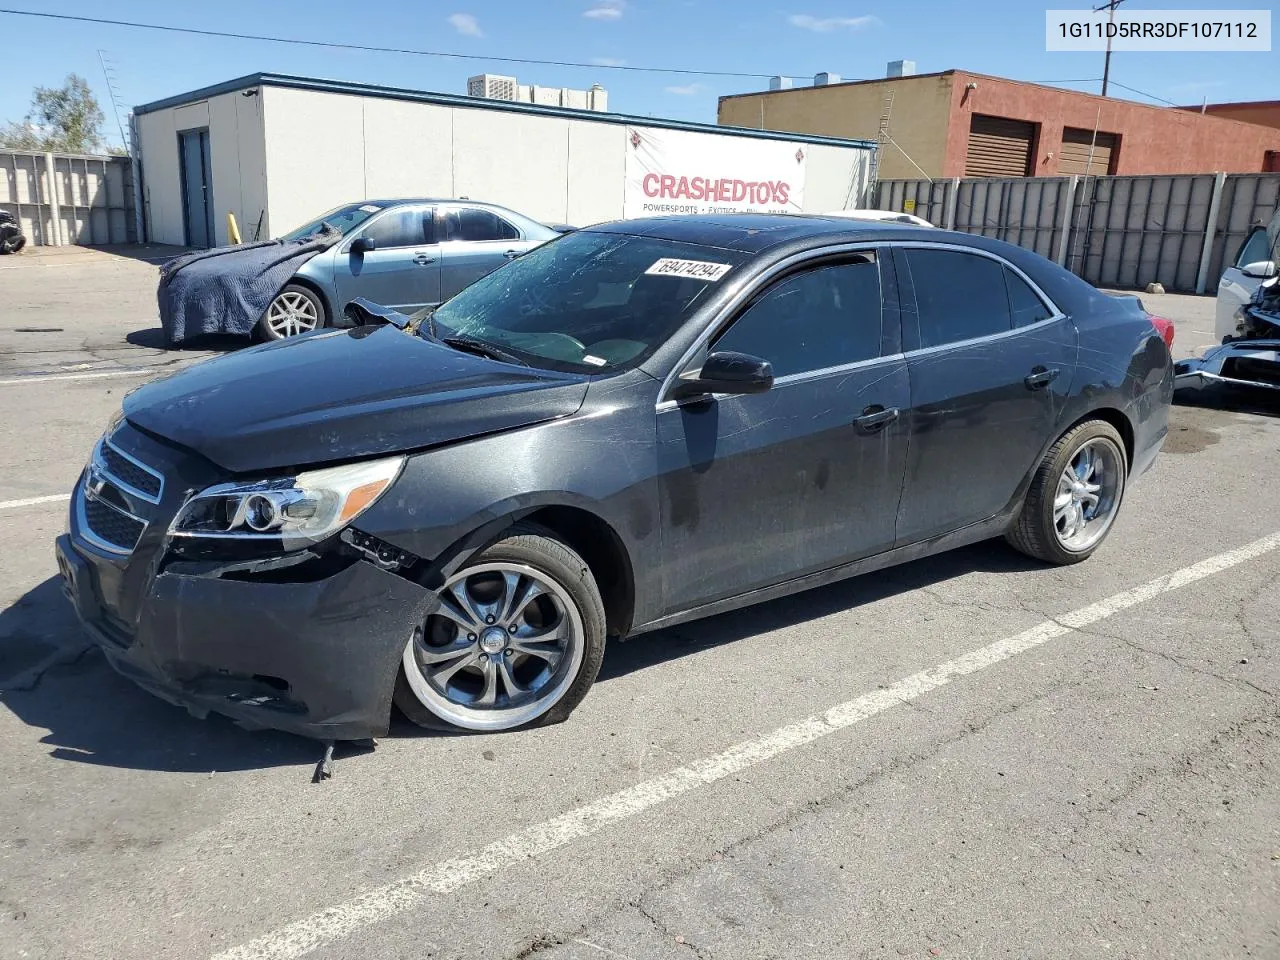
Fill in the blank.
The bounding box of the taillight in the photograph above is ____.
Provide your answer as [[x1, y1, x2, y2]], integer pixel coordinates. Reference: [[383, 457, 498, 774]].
[[1150, 315, 1175, 350]]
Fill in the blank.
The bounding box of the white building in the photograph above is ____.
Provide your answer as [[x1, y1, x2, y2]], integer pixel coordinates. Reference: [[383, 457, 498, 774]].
[[132, 72, 877, 248], [468, 74, 609, 112]]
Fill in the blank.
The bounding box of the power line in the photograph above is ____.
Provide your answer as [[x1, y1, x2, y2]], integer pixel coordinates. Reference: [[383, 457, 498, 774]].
[[0, 7, 807, 81], [1104, 80, 1178, 107]]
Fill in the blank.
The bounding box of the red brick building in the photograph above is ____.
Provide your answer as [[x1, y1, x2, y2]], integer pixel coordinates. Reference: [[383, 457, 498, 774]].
[[719, 70, 1280, 180], [1177, 99, 1280, 133]]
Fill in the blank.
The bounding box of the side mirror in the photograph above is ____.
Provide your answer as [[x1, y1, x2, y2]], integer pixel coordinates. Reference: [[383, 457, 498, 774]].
[[670, 350, 774, 400], [1241, 260, 1278, 280], [350, 236, 377, 254]]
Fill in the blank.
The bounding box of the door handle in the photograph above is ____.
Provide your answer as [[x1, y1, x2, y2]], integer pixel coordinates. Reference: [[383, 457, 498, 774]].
[[413, 253, 435, 265], [1024, 366, 1061, 390], [854, 405, 900, 432], [502, 249, 520, 259]]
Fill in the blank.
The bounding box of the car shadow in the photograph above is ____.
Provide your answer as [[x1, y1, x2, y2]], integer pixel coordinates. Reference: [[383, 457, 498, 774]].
[[596, 539, 1042, 683], [4, 541, 1043, 770], [0, 576, 317, 773], [1173, 383, 1279, 416], [125, 327, 246, 353]]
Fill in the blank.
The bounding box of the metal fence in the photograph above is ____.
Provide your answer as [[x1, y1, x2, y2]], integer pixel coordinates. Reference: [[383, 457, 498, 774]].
[[0, 150, 137, 246], [875, 172, 1280, 295]]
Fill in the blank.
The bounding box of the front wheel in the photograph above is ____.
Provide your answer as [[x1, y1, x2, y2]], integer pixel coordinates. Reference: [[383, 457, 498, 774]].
[[256, 283, 325, 340], [394, 524, 606, 732], [1006, 420, 1128, 565]]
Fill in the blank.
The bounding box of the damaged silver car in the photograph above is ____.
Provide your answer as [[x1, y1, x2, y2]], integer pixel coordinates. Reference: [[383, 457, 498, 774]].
[[1176, 273, 1280, 394]]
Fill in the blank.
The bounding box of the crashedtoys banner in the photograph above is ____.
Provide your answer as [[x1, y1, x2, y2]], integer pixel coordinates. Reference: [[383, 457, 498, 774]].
[[623, 126, 807, 218]]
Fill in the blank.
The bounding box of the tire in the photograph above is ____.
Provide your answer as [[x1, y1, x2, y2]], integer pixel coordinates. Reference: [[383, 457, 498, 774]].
[[255, 283, 326, 341], [0, 233, 25, 255], [394, 522, 607, 732], [1005, 419, 1128, 566]]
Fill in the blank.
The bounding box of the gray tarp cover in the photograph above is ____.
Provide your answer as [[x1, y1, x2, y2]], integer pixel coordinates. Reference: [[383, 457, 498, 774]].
[[157, 227, 341, 343]]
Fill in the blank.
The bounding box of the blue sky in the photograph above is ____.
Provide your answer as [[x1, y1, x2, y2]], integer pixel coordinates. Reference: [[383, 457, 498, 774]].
[[0, 0, 1273, 149]]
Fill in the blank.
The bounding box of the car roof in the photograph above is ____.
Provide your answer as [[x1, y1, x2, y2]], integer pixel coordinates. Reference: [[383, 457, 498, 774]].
[[588, 213, 941, 253]]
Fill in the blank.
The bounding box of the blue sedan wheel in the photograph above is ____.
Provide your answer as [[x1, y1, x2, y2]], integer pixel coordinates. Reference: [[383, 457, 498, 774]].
[[257, 284, 325, 340]]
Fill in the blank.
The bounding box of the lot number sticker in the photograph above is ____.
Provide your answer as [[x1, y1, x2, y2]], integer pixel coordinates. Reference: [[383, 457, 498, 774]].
[[644, 258, 733, 281]]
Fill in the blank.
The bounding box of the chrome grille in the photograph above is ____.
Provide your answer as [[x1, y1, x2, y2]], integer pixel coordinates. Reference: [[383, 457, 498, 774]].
[[82, 496, 146, 553], [75, 433, 165, 556], [99, 438, 164, 503]]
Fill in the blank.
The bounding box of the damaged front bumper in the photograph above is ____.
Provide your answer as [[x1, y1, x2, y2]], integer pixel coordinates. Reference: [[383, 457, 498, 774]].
[[55, 529, 431, 741], [1173, 339, 1280, 392]]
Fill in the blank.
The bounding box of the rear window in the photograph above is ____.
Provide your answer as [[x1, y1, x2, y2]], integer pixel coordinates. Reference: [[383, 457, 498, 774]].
[[430, 231, 748, 372]]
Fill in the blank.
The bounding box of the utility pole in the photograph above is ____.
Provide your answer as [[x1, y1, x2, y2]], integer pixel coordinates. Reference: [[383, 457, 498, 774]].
[[1094, 0, 1125, 97]]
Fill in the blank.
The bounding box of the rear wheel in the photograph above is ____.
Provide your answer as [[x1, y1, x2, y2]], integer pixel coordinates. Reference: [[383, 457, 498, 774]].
[[256, 283, 325, 340], [1006, 420, 1127, 565], [394, 524, 606, 732]]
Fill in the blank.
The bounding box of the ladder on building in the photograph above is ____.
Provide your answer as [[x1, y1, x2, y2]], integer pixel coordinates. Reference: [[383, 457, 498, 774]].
[[863, 90, 895, 205]]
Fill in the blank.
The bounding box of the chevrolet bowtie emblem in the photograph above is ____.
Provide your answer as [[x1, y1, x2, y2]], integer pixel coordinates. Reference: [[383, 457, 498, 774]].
[[84, 464, 107, 502]]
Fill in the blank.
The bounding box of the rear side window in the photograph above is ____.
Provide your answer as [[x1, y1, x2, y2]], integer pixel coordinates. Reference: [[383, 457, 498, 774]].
[[714, 256, 882, 378], [1004, 267, 1054, 327], [444, 208, 521, 242], [905, 249, 1011, 348], [362, 208, 429, 249]]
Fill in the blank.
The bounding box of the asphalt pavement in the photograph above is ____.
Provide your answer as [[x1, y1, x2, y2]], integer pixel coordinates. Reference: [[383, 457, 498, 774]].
[[0, 248, 1277, 960]]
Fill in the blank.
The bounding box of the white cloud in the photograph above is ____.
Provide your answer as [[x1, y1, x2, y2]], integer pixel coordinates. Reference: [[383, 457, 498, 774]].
[[664, 83, 703, 96], [447, 13, 484, 37], [592, 57, 627, 67], [788, 13, 878, 33], [584, 0, 625, 20]]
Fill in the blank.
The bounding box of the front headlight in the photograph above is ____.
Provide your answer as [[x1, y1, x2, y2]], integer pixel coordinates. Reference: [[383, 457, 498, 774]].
[[169, 455, 404, 549]]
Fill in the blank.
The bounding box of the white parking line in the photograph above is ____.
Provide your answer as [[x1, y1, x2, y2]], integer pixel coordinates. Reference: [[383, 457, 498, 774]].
[[0, 493, 70, 511], [211, 529, 1280, 960], [0, 368, 158, 386]]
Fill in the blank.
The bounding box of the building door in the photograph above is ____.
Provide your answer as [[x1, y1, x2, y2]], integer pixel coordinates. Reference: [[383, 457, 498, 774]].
[[965, 115, 1035, 178], [1058, 128, 1117, 175], [179, 128, 214, 248]]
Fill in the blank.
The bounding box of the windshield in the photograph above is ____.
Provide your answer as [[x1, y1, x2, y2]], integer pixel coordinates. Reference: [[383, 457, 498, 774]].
[[279, 203, 382, 242], [429, 231, 748, 373]]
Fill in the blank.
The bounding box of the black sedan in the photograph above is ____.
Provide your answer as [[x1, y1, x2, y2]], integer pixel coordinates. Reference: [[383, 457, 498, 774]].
[[56, 215, 1173, 738]]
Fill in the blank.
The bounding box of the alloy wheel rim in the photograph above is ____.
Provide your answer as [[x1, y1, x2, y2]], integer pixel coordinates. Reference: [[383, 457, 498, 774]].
[[265, 291, 319, 338], [1053, 438, 1123, 552], [401, 562, 584, 731]]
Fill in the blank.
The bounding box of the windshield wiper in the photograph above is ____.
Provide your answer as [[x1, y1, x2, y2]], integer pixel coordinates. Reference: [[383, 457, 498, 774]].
[[440, 334, 529, 367]]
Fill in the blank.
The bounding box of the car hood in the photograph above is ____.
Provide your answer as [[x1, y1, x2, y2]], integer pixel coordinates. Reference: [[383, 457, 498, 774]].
[[123, 326, 589, 473]]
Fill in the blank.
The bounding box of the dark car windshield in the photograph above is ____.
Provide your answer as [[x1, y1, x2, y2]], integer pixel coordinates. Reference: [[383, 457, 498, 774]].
[[429, 231, 748, 372], [279, 203, 383, 242]]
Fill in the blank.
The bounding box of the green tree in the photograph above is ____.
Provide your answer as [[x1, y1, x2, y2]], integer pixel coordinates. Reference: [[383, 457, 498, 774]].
[[0, 74, 108, 154]]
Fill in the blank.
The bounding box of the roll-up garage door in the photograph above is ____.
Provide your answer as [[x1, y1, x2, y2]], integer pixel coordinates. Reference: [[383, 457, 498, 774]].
[[1057, 128, 1117, 175], [964, 115, 1035, 178]]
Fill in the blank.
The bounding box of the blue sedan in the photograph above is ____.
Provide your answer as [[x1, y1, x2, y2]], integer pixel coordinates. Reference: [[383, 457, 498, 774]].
[[260, 199, 563, 340]]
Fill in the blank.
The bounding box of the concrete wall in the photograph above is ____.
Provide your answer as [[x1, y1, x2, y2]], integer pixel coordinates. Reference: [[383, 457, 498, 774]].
[[718, 74, 955, 181], [136, 91, 267, 246], [943, 73, 1280, 178]]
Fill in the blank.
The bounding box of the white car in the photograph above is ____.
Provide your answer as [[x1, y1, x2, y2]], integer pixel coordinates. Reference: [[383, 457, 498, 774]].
[[822, 209, 934, 227], [1215, 207, 1279, 342]]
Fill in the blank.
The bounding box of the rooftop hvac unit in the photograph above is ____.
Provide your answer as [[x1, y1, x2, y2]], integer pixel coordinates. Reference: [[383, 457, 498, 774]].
[[467, 74, 519, 101]]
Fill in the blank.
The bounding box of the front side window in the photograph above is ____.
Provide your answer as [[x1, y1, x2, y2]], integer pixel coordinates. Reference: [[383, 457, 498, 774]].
[[444, 208, 521, 243], [361, 208, 429, 249], [714, 257, 883, 379], [429, 231, 748, 372], [1236, 227, 1272, 268], [905, 249, 1011, 348]]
